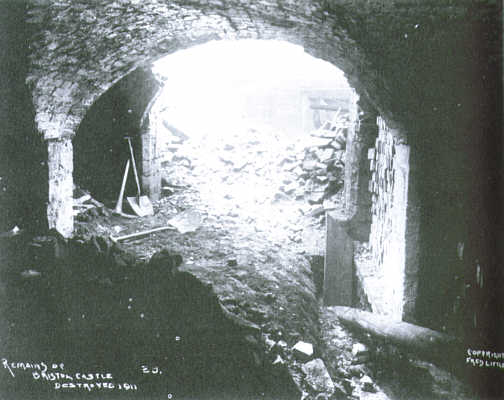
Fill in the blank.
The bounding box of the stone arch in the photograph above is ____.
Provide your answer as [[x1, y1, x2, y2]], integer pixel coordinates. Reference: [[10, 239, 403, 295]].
[[25, 0, 379, 236], [20, 0, 501, 335], [26, 2, 365, 142], [73, 66, 161, 201]]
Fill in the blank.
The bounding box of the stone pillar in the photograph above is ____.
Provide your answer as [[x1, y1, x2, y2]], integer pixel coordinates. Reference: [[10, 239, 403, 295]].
[[363, 117, 411, 321], [139, 81, 163, 202], [46, 136, 74, 237], [140, 127, 161, 201]]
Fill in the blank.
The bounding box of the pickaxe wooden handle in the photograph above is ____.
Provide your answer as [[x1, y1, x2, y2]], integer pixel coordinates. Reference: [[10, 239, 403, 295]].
[[110, 225, 176, 243]]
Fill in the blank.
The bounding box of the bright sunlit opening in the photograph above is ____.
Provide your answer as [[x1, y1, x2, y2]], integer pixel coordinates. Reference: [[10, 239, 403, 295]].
[[152, 39, 351, 139], [150, 40, 353, 240]]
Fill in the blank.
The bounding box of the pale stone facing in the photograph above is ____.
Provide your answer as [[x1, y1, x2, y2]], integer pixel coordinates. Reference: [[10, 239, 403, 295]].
[[365, 117, 410, 321], [47, 137, 74, 237]]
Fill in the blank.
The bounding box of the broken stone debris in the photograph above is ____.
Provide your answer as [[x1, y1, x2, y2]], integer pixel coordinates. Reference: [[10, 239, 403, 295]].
[[301, 358, 335, 395], [351, 342, 368, 356], [351, 341, 370, 365], [20, 269, 42, 279], [263, 292, 276, 304], [274, 339, 288, 353], [162, 120, 189, 143], [293, 341, 314, 361], [348, 364, 365, 378], [159, 113, 347, 230], [73, 185, 111, 220], [273, 354, 285, 365], [341, 378, 355, 394], [0, 225, 21, 238], [264, 335, 276, 351], [167, 209, 202, 234], [360, 374, 377, 393], [275, 112, 348, 206]]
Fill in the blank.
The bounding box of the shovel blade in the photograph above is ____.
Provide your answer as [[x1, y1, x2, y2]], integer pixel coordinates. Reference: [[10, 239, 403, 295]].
[[126, 195, 154, 217], [138, 195, 154, 215]]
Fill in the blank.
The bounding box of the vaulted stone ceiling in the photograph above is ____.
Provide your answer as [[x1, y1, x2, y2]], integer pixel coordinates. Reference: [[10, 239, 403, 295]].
[[25, 0, 500, 141]]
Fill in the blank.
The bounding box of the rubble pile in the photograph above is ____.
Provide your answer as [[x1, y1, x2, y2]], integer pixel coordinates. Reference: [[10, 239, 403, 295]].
[[161, 127, 286, 233], [73, 185, 112, 220], [285, 109, 349, 210], [159, 110, 349, 235]]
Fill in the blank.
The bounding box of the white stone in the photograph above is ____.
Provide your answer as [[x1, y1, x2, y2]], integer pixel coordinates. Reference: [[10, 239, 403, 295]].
[[351, 342, 368, 356], [273, 354, 284, 365], [360, 375, 373, 384], [301, 358, 334, 395], [265, 337, 276, 350], [292, 341, 314, 360]]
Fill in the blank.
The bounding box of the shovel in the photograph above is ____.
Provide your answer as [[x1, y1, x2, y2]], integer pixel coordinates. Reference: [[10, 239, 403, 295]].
[[125, 137, 154, 217], [112, 159, 137, 218]]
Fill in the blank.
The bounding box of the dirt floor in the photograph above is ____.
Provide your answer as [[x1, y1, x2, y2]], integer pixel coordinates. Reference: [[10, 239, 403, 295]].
[[74, 126, 336, 349]]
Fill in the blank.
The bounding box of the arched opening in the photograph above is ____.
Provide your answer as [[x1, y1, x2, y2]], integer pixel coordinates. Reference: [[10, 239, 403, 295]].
[[70, 40, 378, 312], [72, 39, 358, 259], [57, 39, 375, 398], [149, 39, 353, 244], [73, 67, 161, 202]]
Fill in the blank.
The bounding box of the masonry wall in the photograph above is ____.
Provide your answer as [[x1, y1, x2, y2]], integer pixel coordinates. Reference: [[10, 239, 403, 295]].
[[0, 0, 47, 233], [344, 96, 378, 241], [356, 117, 410, 321]]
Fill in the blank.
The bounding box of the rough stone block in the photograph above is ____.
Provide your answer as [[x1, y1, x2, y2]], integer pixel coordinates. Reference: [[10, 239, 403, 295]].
[[301, 358, 335, 395], [292, 341, 313, 361], [324, 213, 354, 306]]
